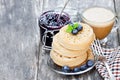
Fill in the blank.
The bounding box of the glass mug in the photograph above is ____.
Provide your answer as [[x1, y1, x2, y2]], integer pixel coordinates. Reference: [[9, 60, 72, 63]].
[[38, 10, 71, 50], [81, 7, 116, 40], [81, 7, 119, 62]]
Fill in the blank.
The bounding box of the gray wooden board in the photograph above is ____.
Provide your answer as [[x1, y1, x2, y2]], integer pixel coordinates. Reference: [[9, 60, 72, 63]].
[[0, 0, 120, 80], [0, 0, 40, 80], [38, 49, 103, 80], [37, 0, 116, 80]]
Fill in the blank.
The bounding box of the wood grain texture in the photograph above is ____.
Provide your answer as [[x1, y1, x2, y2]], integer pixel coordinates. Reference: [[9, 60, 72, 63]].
[[0, 0, 40, 80], [0, 0, 120, 80], [38, 50, 103, 80], [37, 0, 118, 80]]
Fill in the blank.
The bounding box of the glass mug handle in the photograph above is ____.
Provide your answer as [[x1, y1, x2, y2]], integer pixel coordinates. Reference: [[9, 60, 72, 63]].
[[42, 30, 54, 50], [42, 31, 48, 50]]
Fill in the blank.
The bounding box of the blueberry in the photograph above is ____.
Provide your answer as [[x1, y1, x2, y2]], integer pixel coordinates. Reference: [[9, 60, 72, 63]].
[[73, 67, 80, 72], [58, 21, 63, 26], [53, 19, 57, 22], [72, 29, 78, 35], [55, 14, 59, 18], [62, 66, 70, 72], [77, 25, 83, 31], [49, 22, 54, 26], [54, 22, 58, 26], [52, 15, 56, 20], [39, 17, 45, 22], [48, 16, 51, 20], [60, 16, 64, 20], [62, 15, 69, 21], [80, 64, 87, 71], [87, 60, 94, 67], [47, 14, 52, 20]]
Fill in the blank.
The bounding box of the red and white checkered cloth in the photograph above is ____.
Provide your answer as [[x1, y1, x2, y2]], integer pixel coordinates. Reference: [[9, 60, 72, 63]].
[[96, 48, 120, 80]]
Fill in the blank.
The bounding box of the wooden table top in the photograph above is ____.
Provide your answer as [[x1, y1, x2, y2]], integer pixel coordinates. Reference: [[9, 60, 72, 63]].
[[0, 0, 120, 80]]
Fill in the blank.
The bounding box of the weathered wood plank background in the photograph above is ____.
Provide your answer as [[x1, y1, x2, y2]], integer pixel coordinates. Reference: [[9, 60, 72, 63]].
[[0, 0, 39, 80], [0, 0, 120, 80]]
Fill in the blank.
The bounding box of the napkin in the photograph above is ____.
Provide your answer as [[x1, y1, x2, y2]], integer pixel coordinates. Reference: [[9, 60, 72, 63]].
[[96, 48, 120, 80]]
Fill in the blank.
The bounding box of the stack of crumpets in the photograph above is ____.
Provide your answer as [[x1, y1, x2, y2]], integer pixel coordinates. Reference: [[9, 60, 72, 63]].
[[50, 22, 95, 70]]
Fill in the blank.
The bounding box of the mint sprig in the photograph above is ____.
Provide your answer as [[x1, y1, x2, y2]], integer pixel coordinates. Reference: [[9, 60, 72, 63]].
[[66, 24, 73, 33], [73, 23, 79, 29], [66, 23, 79, 33]]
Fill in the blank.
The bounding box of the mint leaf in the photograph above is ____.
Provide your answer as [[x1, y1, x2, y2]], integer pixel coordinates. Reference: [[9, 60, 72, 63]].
[[66, 23, 80, 33], [73, 23, 79, 29], [66, 28, 72, 33], [69, 24, 74, 29], [66, 24, 73, 33]]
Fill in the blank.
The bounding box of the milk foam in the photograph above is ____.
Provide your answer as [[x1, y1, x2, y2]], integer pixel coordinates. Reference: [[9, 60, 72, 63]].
[[83, 7, 115, 23]]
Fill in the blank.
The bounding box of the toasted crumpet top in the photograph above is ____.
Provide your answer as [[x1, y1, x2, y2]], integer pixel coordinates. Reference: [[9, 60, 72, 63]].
[[58, 23, 95, 50]]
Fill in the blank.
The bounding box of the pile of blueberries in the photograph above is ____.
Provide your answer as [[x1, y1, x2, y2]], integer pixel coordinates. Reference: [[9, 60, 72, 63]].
[[39, 11, 71, 29], [72, 25, 83, 35], [62, 60, 94, 72]]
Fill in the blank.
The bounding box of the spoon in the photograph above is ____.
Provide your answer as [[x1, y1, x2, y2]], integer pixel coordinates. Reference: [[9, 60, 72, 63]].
[[57, 0, 71, 20]]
